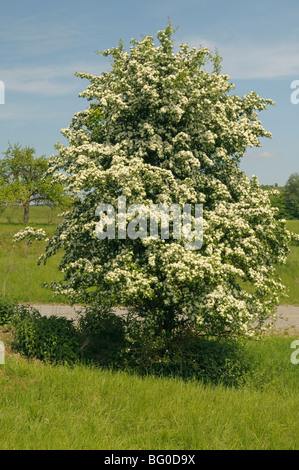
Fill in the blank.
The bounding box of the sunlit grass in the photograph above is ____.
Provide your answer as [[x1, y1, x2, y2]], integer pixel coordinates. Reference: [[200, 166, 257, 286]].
[[0, 330, 299, 450], [0, 206, 66, 303]]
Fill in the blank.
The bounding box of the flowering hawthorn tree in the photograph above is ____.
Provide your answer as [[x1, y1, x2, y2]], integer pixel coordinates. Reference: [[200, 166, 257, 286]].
[[37, 24, 291, 337]]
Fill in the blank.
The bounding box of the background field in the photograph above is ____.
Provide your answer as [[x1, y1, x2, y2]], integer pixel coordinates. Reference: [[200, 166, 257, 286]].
[[0, 206, 66, 303], [0, 206, 298, 305]]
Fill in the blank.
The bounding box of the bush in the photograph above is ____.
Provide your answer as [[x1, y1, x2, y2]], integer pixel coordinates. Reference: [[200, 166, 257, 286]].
[[76, 305, 251, 386], [0, 295, 17, 326], [77, 303, 126, 366], [121, 323, 251, 386], [4, 299, 251, 386], [12, 305, 80, 364]]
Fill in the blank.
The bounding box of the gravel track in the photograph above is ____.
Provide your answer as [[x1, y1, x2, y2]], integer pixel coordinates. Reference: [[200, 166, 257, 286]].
[[24, 303, 299, 331]]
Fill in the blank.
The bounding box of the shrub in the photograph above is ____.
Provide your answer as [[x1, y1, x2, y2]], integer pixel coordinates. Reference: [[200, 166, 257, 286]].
[[121, 323, 251, 386], [0, 295, 17, 326], [77, 305, 251, 386], [77, 303, 126, 366], [12, 305, 80, 364]]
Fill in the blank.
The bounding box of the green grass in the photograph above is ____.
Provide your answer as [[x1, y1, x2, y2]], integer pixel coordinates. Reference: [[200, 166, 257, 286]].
[[0, 330, 299, 450], [276, 220, 299, 305], [0, 206, 67, 303], [1, 207, 299, 450]]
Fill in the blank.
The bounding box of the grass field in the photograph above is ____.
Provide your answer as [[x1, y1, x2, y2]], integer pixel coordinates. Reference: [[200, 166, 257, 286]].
[[0, 206, 298, 305], [0, 206, 67, 303], [279, 220, 299, 305], [0, 328, 299, 450], [1, 206, 299, 450]]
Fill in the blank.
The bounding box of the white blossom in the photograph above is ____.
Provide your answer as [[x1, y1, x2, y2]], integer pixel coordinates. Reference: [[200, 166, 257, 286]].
[[31, 24, 292, 338]]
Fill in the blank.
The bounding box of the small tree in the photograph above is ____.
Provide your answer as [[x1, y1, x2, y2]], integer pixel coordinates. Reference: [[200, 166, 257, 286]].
[[39, 24, 291, 338], [0, 143, 68, 223]]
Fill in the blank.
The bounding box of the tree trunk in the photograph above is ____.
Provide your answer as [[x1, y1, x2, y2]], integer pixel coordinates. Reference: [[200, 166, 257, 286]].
[[23, 201, 30, 223]]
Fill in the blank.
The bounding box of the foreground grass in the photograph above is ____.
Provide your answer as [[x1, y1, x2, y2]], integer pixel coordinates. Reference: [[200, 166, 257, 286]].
[[0, 330, 299, 450]]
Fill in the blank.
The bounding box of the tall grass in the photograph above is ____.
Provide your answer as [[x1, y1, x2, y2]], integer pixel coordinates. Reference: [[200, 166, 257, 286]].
[[0, 332, 299, 450]]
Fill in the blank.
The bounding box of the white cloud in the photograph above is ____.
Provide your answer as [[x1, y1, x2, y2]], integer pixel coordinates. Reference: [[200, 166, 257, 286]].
[[178, 36, 299, 79], [0, 12, 88, 58], [0, 61, 107, 96], [256, 151, 276, 159], [245, 150, 277, 159]]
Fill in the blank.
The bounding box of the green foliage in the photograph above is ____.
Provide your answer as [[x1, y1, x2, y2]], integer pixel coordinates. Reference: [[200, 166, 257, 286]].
[[121, 323, 250, 386], [268, 188, 289, 219], [264, 175, 299, 220], [41, 23, 291, 339], [77, 303, 126, 366], [0, 142, 68, 223], [75, 303, 249, 386], [12, 305, 80, 364], [0, 295, 17, 326], [284, 173, 299, 219]]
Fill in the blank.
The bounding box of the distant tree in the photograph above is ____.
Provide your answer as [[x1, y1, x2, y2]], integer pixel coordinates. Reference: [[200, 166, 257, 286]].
[[0, 142, 69, 223], [284, 173, 299, 219], [270, 190, 288, 219], [261, 185, 288, 219]]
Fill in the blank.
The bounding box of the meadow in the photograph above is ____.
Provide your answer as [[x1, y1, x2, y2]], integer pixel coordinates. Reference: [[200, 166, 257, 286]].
[[0, 206, 66, 303], [279, 219, 299, 304], [1, 205, 299, 450], [0, 328, 298, 450]]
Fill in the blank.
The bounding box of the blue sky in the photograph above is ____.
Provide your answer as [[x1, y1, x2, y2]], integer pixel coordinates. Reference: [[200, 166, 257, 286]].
[[0, 0, 298, 185]]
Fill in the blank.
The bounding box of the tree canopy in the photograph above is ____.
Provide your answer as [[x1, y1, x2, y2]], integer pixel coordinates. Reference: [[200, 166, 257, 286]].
[[34, 23, 292, 338], [0, 142, 68, 223]]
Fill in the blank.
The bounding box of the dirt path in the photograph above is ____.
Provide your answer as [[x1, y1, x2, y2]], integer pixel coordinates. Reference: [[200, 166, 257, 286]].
[[274, 305, 299, 329], [25, 303, 299, 331]]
